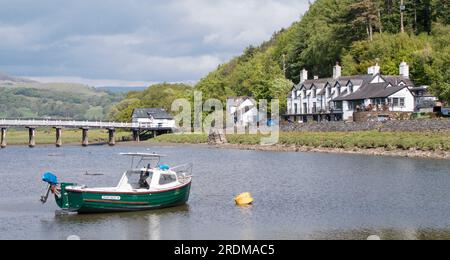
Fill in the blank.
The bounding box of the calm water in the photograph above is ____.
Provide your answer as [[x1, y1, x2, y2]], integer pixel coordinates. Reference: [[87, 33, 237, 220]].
[[1, 144, 450, 240]]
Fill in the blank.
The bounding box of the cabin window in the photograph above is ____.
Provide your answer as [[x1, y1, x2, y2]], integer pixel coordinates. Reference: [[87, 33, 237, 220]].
[[126, 170, 153, 189], [159, 174, 177, 185]]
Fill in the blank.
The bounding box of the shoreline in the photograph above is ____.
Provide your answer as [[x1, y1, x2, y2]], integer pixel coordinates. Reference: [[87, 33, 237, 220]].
[[215, 143, 450, 160], [146, 141, 450, 160], [142, 142, 450, 160], [2, 140, 450, 160]]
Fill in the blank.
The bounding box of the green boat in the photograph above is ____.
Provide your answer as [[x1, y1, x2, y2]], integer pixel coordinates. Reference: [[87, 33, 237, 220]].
[[40, 153, 193, 214]]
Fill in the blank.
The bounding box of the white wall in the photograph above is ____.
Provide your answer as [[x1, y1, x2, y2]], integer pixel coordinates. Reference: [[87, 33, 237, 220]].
[[133, 117, 175, 128], [342, 101, 354, 120], [388, 88, 415, 112], [229, 99, 259, 125]]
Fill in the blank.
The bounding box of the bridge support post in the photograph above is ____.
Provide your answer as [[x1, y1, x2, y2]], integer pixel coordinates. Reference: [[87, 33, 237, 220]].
[[1, 128, 6, 148], [27, 127, 36, 148], [132, 129, 140, 142], [55, 127, 62, 147], [81, 127, 89, 147], [108, 128, 116, 146]]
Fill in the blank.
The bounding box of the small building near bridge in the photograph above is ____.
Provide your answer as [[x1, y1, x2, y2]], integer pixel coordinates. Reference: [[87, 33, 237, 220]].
[[132, 108, 176, 129]]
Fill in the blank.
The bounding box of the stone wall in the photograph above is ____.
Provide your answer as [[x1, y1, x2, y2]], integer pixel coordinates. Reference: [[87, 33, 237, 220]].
[[353, 111, 413, 122], [281, 119, 450, 133]]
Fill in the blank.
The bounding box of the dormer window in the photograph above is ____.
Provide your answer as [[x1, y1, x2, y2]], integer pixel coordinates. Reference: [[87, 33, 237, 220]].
[[327, 87, 331, 97], [303, 89, 307, 98], [349, 84, 354, 93], [313, 88, 317, 98], [337, 86, 341, 95]]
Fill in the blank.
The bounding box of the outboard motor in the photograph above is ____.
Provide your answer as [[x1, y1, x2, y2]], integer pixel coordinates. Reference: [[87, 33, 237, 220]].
[[40, 172, 60, 204]]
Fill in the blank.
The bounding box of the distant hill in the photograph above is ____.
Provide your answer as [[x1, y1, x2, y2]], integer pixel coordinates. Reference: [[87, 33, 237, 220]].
[[96, 86, 148, 93], [0, 72, 122, 120], [0, 71, 37, 84]]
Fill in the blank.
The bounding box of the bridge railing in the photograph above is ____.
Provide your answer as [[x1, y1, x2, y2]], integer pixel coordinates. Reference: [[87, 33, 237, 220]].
[[0, 119, 173, 130]]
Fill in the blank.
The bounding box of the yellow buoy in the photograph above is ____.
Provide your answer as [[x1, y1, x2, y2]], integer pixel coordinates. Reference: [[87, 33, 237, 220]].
[[235, 192, 254, 206]]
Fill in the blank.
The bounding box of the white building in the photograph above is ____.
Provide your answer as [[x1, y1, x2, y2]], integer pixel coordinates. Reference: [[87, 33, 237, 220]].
[[132, 108, 176, 129], [227, 97, 260, 126], [286, 62, 423, 122]]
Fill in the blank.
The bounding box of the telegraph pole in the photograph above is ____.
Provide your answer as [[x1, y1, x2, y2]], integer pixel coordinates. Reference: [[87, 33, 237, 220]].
[[400, 0, 405, 33]]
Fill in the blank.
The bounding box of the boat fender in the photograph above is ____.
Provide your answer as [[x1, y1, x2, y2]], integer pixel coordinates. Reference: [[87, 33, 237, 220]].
[[235, 192, 254, 206]]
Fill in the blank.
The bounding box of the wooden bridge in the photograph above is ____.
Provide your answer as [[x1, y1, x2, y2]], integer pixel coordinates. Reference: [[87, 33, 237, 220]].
[[0, 119, 174, 148]]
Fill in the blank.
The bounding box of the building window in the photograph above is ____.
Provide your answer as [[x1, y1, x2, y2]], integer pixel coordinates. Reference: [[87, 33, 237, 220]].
[[400, 98, 405, 107], [349, 85, 354, 93], [303, 90, 307, 98], [313, 89, 317, 98], [348, 102, 353, 110], [392, 98, 399, 107], [313, 102, 317, 113], [375, 98, 386, 105], [327, 87, 331, 97], [294, 104, 298, 114], [337, 86, 341, 96]]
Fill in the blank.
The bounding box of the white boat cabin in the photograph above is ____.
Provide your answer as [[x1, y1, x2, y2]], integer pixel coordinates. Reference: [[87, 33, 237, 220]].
[[68, 153, 192, 193]]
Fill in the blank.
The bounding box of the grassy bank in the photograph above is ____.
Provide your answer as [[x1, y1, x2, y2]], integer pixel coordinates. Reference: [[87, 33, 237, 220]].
[[151, 131, 450, 152], [3, 128, 131, 145]]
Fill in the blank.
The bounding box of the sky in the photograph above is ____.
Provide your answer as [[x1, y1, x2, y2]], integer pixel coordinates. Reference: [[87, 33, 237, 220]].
[[0, 0, 310, 86]]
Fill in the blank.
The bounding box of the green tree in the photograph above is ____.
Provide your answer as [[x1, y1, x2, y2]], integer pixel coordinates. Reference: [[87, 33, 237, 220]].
[[108, 83, 193, 121], [84, 106, 104, 121], [347, 0, 382, 41]]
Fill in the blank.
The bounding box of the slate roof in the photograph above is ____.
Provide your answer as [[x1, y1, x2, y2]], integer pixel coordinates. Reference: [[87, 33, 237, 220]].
[[383, 75, 414, 87], [290, 74, 415, 101], [132, 108, 174, 119], [317, 88, 327, 95], [333, 83, 407, 101]]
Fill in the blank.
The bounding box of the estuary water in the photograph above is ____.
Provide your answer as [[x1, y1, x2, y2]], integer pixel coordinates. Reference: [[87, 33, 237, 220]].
[[1, 144, 450, 240]]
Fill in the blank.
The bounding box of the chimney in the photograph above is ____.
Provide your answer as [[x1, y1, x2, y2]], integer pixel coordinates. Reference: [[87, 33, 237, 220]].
[[373, 63, 380, 75], [314, 76, 319, 80], [333, 62, 342, 79], [399, 61, 410, 78], [300, 69, 308, 84], [368, 63, 381, 75]]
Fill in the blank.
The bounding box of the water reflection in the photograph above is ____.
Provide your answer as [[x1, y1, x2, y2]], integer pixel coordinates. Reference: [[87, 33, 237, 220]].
[[52, 205, 190, 240]]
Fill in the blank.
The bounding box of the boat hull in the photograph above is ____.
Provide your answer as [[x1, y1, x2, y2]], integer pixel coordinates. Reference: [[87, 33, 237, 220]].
[[55, 182, 191, 214]]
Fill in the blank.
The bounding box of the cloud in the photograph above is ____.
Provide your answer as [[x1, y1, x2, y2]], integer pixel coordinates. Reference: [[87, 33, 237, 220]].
[[0, 0, 310, 86]]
